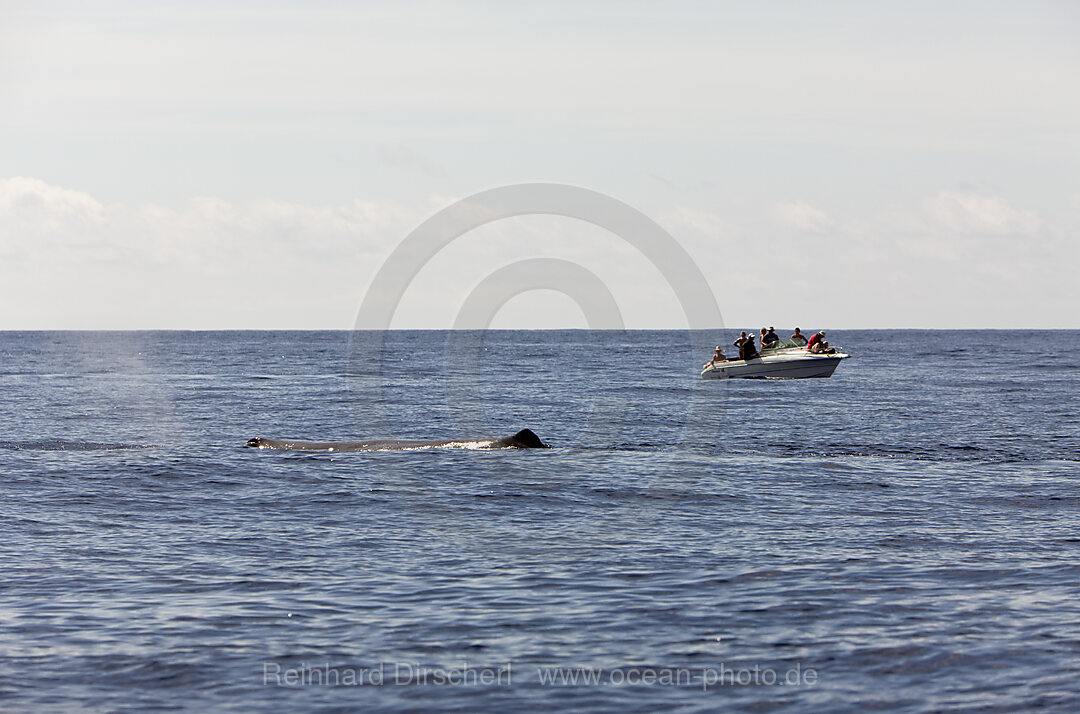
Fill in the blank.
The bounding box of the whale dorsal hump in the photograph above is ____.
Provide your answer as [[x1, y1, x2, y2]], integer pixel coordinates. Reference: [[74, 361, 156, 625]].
[[511, 429, 548, 448]]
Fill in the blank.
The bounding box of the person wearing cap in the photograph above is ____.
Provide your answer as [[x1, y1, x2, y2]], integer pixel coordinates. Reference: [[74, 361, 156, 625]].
[[734, 331, 758, 360], [761, 326, 779, 347], [790, 327, 808, 345], [807, 330, 829, 353]]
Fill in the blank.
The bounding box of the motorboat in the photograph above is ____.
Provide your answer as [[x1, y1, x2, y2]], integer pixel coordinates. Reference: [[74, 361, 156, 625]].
[[701, 339, 849, 380]]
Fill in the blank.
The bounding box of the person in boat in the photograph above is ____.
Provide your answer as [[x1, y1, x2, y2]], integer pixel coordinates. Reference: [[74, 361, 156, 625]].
[[733, 332, 749, 359], [806, 330, 829, 353], [761, 326, 780, 348], [705, 345, 727, 368], [790, 327, 808, 345], [734, 331, 758, 360]]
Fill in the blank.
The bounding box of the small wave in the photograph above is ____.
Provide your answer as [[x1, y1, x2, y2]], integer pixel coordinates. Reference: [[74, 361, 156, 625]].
[[970, 494, 1080, 510], [798, 442, 1039, 463], [274, 439, 507, 453], [434, 440, 497, 450], [372, 440, 497, 452], [0, 440, 149, 452], [612, 442, 663, 451]]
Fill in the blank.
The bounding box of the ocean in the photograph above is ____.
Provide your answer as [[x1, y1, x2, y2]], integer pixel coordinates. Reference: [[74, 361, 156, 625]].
[[1, 330, 1078, 712]]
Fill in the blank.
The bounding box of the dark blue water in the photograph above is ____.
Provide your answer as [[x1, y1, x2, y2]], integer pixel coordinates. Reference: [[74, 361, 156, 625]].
[[2, 330, 1079, 712]]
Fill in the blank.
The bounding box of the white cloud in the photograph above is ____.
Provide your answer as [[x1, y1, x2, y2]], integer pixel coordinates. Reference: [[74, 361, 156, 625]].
[[0, 177, 700, 329], [668, 206, 730, 238], [2, 177, 1078, 329], [0, 177, 407, 263], [924, 191, 1040, 236], [772, 201, 832, 233], [0, 177, 418, 327], [0, 176, 106, 237]]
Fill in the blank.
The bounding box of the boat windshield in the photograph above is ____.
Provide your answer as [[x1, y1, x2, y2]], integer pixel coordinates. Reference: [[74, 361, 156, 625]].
[[762, 338, 805, 350]]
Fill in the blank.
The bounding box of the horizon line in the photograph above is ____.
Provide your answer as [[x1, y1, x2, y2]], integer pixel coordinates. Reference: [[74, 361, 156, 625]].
[[1, 327, 1075, 333]]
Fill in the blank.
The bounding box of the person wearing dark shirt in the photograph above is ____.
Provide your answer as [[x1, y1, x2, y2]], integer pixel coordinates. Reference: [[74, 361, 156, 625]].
[[734, 331, 758, 360], [734, 332, 759, 360], [762, 326, 779, 347], [743, 335, 759, 359]]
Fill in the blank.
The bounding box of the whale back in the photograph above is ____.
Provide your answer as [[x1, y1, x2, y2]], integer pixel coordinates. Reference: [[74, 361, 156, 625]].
[[246, 430, 548, 451]]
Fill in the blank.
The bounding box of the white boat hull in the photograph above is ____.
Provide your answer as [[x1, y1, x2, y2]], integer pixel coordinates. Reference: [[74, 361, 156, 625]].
[[701, 350, 849, 380]]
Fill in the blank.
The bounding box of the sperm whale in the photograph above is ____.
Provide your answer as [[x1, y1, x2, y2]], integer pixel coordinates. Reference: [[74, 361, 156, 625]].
[[245, 428, 548, 452]]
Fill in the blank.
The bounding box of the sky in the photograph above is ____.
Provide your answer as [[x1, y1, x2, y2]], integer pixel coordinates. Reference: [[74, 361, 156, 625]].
[[1, 0, 1078, 329]]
